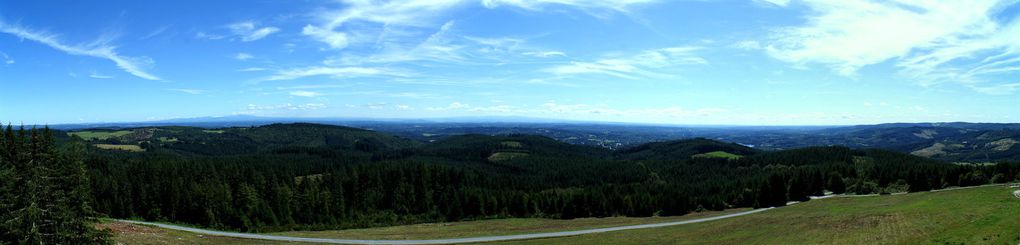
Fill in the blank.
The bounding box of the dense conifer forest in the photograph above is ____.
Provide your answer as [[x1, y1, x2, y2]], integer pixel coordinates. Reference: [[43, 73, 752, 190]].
[[0, 126, 111, 244], [62, 124, 1019, 232], [3, 122, 1019, 242]]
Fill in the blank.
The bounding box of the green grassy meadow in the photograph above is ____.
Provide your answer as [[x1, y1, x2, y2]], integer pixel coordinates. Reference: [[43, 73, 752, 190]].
[[498, 185, 1020, 244], [691, 150, 743, 160], [94, 144, 145, 152], [68, 130, 132, 140], [107, 185, 1020, 244]]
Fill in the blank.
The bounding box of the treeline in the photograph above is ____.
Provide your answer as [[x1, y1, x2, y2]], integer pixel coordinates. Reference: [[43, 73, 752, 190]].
[[84, 132, 1020, 232], [0, 126, 110, 244]]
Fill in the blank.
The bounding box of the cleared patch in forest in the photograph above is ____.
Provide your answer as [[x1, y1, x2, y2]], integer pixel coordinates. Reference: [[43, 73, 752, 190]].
[[94, 144, 144, 152], [488, 152, 529, 162], [692, 151, 742, 160], [68, 130, 132, 140], [501, 141, 523, 148]]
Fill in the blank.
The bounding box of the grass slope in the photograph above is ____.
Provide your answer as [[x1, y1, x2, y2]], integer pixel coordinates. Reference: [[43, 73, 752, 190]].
[[94, 144, 144, 152], [268, 209, 746, 240], [691, 151, 742, 160], [68, 130, 131, 140], [106, 185, 1020, 244], [501, 185, 1020, 244]]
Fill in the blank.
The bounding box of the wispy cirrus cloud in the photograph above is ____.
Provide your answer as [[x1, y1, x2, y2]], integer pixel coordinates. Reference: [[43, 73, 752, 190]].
[[765, 0, 1020, 94], [238, 67, 267, 72], [753, 0, 790, 7], [0, 21, 161, 80], [546, 46, 707, 79], [235, 52, 254, 61], [228, 21, 279, 42], [238, 103, 328, 115], [481, 0, 658, 17], [89, 71, 113, 79], [262, 66, 407, 81], [166, 88, 206, 95], [325, 21, 566, 68], [0, 51, 13, 64], [423, 100, 728, 122], [289, 90, 323, 97], [302, 0, 654, 50], [302, 0, 467, 49]]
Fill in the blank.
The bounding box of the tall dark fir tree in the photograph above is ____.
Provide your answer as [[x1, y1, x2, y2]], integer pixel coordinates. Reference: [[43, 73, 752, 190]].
[[0, 125, 111, 244]]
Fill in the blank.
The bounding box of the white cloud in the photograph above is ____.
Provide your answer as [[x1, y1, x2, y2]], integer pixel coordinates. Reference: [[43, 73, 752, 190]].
[[426, 102, 471, 111], [89, 71, 113, 79], [481, 0, 657, 17], [195, 32, 225, 40], [302, 25, 350, 49], [139, 25, 170, 40], [522, 51, 566, 58], [324, 21, 565, 67], [276, 84, 351, 90], [546, 46, 706, 79], [243, 103, 327, 112], [363, 102, 388, 109], [302, 0, 466, 49], [238, 67, 266, 72], [766, 0, 1020, 94], [235, 52, 254, 61], [732, 40, 762, 50], [970, 83, 1020, 95], [0, 51, 13, 64], [754, 0, 790, 7], [263, 66, 405, 81], [166, 88, 206, 95], [289, 90, 323, 97], [227, 21, 280, 42], [421, 100, 728, 122], [0, 21, 161, 80]]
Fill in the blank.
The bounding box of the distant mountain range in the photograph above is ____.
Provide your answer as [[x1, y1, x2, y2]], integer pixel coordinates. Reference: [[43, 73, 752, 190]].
[[51, 116, 1020, 163]]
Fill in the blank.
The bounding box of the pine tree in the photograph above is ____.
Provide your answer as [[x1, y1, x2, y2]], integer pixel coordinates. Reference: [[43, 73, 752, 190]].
[[0, 126, 111, 244], [53, 136, 113, 243], [826, 172, 846, 194]]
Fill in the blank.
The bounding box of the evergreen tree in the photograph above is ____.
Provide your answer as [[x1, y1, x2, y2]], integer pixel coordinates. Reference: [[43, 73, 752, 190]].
[[826, 172, 846, 194], [0, 126, 111, 244]]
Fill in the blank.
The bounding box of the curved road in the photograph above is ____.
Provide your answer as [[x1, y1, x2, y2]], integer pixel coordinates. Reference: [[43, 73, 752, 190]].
[[116, 184, 1011, 244], [118, 208, 774, 244]]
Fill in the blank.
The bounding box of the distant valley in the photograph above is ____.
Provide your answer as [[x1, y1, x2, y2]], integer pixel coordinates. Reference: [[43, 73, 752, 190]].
[[53, 117, 1020, 163]]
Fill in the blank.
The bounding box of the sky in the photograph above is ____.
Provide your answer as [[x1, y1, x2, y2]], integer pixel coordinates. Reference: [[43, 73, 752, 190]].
[[2, 0, 1019, 125]]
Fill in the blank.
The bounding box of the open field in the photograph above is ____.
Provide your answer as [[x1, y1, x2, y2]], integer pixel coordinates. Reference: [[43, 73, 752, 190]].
[[94, 144, 144, 152], [500, 141, 523, 148], [691, 150, 742, 160], [106, 185, 1020, 244], [487, 152, 530, 162], [268, 209, 747, 240], [68, 130, 131, 140], [98, 222, 290, 245], [497, 185, 1020, 244]]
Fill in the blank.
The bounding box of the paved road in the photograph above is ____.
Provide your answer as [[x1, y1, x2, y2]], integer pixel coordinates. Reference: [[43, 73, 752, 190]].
[[117, 208, 775, 244], [116, 184, 1012, 244]]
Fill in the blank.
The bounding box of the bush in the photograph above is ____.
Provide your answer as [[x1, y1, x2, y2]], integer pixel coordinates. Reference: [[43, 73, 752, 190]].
[[991, 173, 1008, 184]]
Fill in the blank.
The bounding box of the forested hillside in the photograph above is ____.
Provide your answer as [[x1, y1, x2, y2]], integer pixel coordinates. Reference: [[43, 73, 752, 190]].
[[65, 123, 1020, 232]]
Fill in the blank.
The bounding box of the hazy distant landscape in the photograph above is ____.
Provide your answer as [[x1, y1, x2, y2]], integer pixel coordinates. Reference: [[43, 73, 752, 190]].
[[56, 116, 1020, 162], [4, 0, 1020, 244]]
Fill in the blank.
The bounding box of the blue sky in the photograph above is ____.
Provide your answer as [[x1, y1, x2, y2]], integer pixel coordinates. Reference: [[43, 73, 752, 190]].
[[2, 0, 1019, 125]]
